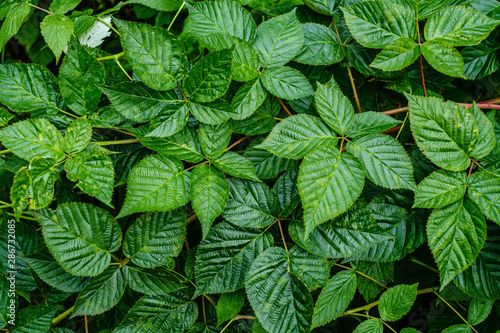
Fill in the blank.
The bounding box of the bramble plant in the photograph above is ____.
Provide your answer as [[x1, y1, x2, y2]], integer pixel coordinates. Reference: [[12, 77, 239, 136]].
[[0, 0, 500, 332]]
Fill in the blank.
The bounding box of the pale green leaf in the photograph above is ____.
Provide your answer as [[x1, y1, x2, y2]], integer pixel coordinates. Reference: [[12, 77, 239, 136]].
[[49, 0, 82, 14], [371, 38, 420, 71], [0, 63, 64, 116], [199, 122, 232, 159], [145, 102, 189, 137], [189, 100, 233, 125], [348, 112, 402, 138], [117, 155, 188, 218], [424, 6, 499, 46], [0, 118, 66, 161], [122, 209, 186, 268], [315, 80, 355, 135], [255, 114, 337, 159], [115, 18, 186, 91], [213, 151, 261, 182], [231, 78, 267, 120], [232, 40, 259, 82], [72, 266, 126, 317], [413, 169, 467, 208], [195, 221, 273, 295], [40, 14, 74, 63], [378, 283, 418, 321], [294, 23, 344, 66], [421, 41, 465, 78], [341, 1, 416, 49], [64, 117, 92, 154], [252, 9, 304, 68], [407, 95, 478, 171], [59, 39, 104, 115], [190, 165, 229, 238], [65, 147, 115, 206], [100, 82, 179, 122], [0, 108, 13, 127], [0, 3, 31, 51], [36, 203, 122, 277], [122, 266, 185, 296], [427, 197, 486, 288], [113, 292, 197, 333], [468, 298, 494, 325], [261, 66, 314, 100], [245, 247, 313, 333], [352, 318, 383, 333], [183, 49, 232, 103], [216, 290, 245, 326], [298, 146, 365, 237], [223, 178, 279, 228], [312, 270, 357, 328], [468, 171, 500, 224]]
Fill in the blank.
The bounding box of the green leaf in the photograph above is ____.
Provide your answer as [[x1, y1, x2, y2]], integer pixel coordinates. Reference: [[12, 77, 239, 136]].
[[64, 117, 92, 154], [0, 63, 64, 116], [421, 41, 466, 78], [40, 14, 75, 63], [122, 209, 186, 268], [355, 262, 394, 302], [352, 318, 384, 333], [348, 134, 416, 190], [129, 0, 184, 12], [315, 80, 355, 135], [294, 23, 344, 66], [407, 95, 478, 171], [0, 276, 9, 329], [49, 0, 82, 14], [114, 19, 186, 91], [298, 146, 365, 238], [232, 94, 280, 136], [272, 169, 301, 217], [289, 246, 329, 291], [348, 112, 402, 138], [199, 122, 232, 159], [470, 103, 496, 159], [427, 197, 487, 288], [0, 118, 66, 161], [23, 249, 88, 293], [289, 200, 393, 259], [231, 78, 267, 120], [135, 126, 204, 163], [213, 151, 261, 182], [302, 0, 339, 16], [406, 0, 450, 20], [11, 157, 58, 217], [371, 38, 420, 71], [183, 49, 232, 103], [244, 138, 298, 180], [12, 305, 57, 333], [462, 33, 500, 80], [312, 270, 357, 328], [413, 169, 467, 208], [59, 40, 104, 115], [0, 3, 31, 51], [146, 102, 189, 137], [65, 148, 115, 206], [223, 178, 279, 228], [454, 225, 500, 300], [468, 298, 494, 325], [255, 114, 337, 159], [188, 100, 233, 125], [216, 290, 245, 326], [117, 155, 188, 218], [424, 6, 499, 46], [36, 203, 122, 277], [468, 171, 500, 224], [122, 266, 185, 296], [113, 292, 197, 333], [195, 221, 273, 295], [378, 283, 418, 321], [0, 108, 13, 127], [442, 324, 473, 333], [232, 40, 260, 82], [100, 82, 178, 122], [190, 165, 229, 238], [252, 9, 304, 68], [341, 1, 416, 49], [186, 0, 257, 45], [261, 66, 314, 100], [246, 247, 313, 333], [72, 266, 126, 317]]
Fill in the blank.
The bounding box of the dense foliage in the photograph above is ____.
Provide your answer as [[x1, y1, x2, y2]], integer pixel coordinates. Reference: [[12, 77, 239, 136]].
[[0, 0, 500, 332]]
